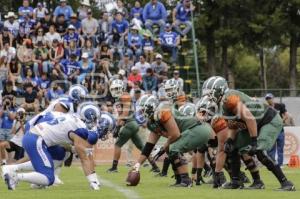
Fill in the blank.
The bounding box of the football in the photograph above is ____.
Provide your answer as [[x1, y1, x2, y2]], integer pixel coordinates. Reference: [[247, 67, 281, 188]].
[[126, 170, 140, 186]]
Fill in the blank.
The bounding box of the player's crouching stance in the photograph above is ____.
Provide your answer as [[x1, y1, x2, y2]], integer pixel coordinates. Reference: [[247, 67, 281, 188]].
[[1, 105, 102, 191], [127, 95, 216, 187]]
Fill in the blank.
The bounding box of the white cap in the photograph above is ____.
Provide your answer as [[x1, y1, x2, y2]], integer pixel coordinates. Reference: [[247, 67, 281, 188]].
[[118, 69, 126, 76], [131, 66, 138, 71], [155, 54, 162, 59], [81, 0, 91, 6], [82, 52, 89, 59], [131, 25, 139, 31], [68, 24, 75, 30], [5, 12, 17, 18], [17, 107, 26, 113]]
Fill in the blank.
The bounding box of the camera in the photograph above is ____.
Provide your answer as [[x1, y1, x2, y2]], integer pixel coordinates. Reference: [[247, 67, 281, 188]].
[[16, 108, 26, 122], [2, 96, 13, 110]]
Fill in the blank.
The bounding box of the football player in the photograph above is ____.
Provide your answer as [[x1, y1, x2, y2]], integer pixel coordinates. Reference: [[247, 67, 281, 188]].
[[2, 105, 102, 190], [130, 95, 216, 187], [202, 76, 295, 191], [107, 80, 159, 173]]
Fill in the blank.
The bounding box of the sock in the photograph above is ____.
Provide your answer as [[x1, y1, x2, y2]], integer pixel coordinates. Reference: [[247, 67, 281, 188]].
[[112, 160, 118, 170], [15, 161, 35, 172], [271, 165, 287, 183], [161, 157, 170, 175], [54, 160, 63, 169], [17, 172, 49, 186], [204, 163, 210, 172], [191, 168, 197, 175], [148, 158, 159, 170], [196, 168, 203, 182], [250, 171, 261, 181]]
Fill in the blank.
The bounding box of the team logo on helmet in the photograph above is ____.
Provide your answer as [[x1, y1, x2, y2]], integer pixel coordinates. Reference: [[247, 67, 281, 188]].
[[68, 84, 88, 103]]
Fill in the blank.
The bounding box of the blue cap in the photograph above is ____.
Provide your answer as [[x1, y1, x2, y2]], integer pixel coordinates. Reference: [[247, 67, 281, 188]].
[[265, 93, 274, 99]]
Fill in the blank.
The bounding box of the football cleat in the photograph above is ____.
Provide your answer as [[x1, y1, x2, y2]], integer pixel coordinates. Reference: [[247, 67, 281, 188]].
[[222, 181, 244, 189], [245, 180, 265, 190], [276, 181, 296, 191], [240, 171, 250, 184], [53, 175, 64, 185], [4, 171, 18, 190], [171, 178, 193, 188], [106, 168, 118, 173]]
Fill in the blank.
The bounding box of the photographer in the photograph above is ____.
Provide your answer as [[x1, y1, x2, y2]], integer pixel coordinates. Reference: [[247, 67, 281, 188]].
[[0, 95, 16, 165], [0, 108, 26, 164]]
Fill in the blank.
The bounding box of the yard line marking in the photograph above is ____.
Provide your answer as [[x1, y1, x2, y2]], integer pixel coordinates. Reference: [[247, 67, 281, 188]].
[[100, 178, 141, 199], [76, 167, 141, 199]]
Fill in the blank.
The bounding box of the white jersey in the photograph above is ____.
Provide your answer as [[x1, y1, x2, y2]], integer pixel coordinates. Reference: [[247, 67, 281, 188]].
[[30, 112, 88, 147], [10, 120, 25, 147]]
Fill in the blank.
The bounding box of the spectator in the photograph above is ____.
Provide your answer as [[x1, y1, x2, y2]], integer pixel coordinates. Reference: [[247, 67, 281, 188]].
[[171, 70, 184, 91], [1, 80, 17, 98], [134, 54, 151, 76], [82, 9, 99, 46], [151, 53, 168, 82], [77, 0, 91, 21], [32, 41, 49, 77], [97, 12, 111, 45], [130, 1, 144, 21], [19, 13, 36, 37], [18, 0, 34, 20], [114, 0, 129, 18], [17, 39, 33, 76], [55, 14, 68, 35], [158, 23, 180, 63], [117, 52, 134, 75], [23, 68, 38, 87], [142, 31, 154, 63], [37, 12, 53, 33], [172, 0, 195, 37], [143, 0, 167, 34], [0, 108, 26, 164], [69, 14, 81, 33], [95, 43, 113, 70], [64, 40, 81, 60], [0, 94, 16, 165], [33, 2, 49, 22], [64, 24, 83, 48], [109, 12, 129, 58], [0, 58, 9, 90], [127, 26, 143, 61], [82, 38, 96, 60], [32, 27, 47, 47], [49, 39, 64, 68], [142, 68, 157, 94], [0, 42, 16, 64], [3, 12, 19, 38], [53, 0, 74, 22], [45, 25, 62, 47], [45, 83, 64, 106], [128, 66, 142, 88], [15, 30, 27, 48], [0, 27, 14, 48], [78, 52, 95, 83], [9, 58, 22, 87], [58, 53, 80, 83], [265, 93, 294, 167], [21, 82, 39, 114], [36, 73, 51, 107]]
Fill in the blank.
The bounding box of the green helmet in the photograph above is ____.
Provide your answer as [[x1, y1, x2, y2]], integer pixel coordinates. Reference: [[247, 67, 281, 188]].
[[196, 95, 218, 122], [201, 76, 228, 102], [178, 102, 196, 117]]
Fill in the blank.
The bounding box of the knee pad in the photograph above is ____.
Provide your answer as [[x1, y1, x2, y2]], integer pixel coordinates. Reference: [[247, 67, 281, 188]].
[[256, 150, 276, 171], [242, 156, 258, 172], [169, 152, 188, 170]]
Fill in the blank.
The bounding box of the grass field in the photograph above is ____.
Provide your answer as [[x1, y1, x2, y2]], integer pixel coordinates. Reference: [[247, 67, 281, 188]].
[[0, 165, 299, 199]]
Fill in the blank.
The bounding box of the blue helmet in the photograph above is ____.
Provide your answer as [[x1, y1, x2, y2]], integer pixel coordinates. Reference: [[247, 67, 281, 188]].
[[57, 97, 73, 112], [97, 112, 117, 140], [68, 84, 88, 103], [78, 102, 101, 129]]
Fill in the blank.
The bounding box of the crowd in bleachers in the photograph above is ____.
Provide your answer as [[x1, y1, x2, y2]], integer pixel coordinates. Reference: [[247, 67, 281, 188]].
[[0, 0, 194, 164]]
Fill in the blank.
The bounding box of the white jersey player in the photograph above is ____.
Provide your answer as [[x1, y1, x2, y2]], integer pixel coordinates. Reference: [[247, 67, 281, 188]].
[[2, 109, 101, 191]]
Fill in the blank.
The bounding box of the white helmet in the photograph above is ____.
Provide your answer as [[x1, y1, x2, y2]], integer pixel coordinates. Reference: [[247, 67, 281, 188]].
[[164, 79, 180, 99], [78, 102, 101, 129], [68, 84, 88, 103], [178, 102, 196, 117], [196, 95, 218, 122], [97, 111, 117, 140], [137, 95, 159, 118], [110, 79, 125, 98]]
